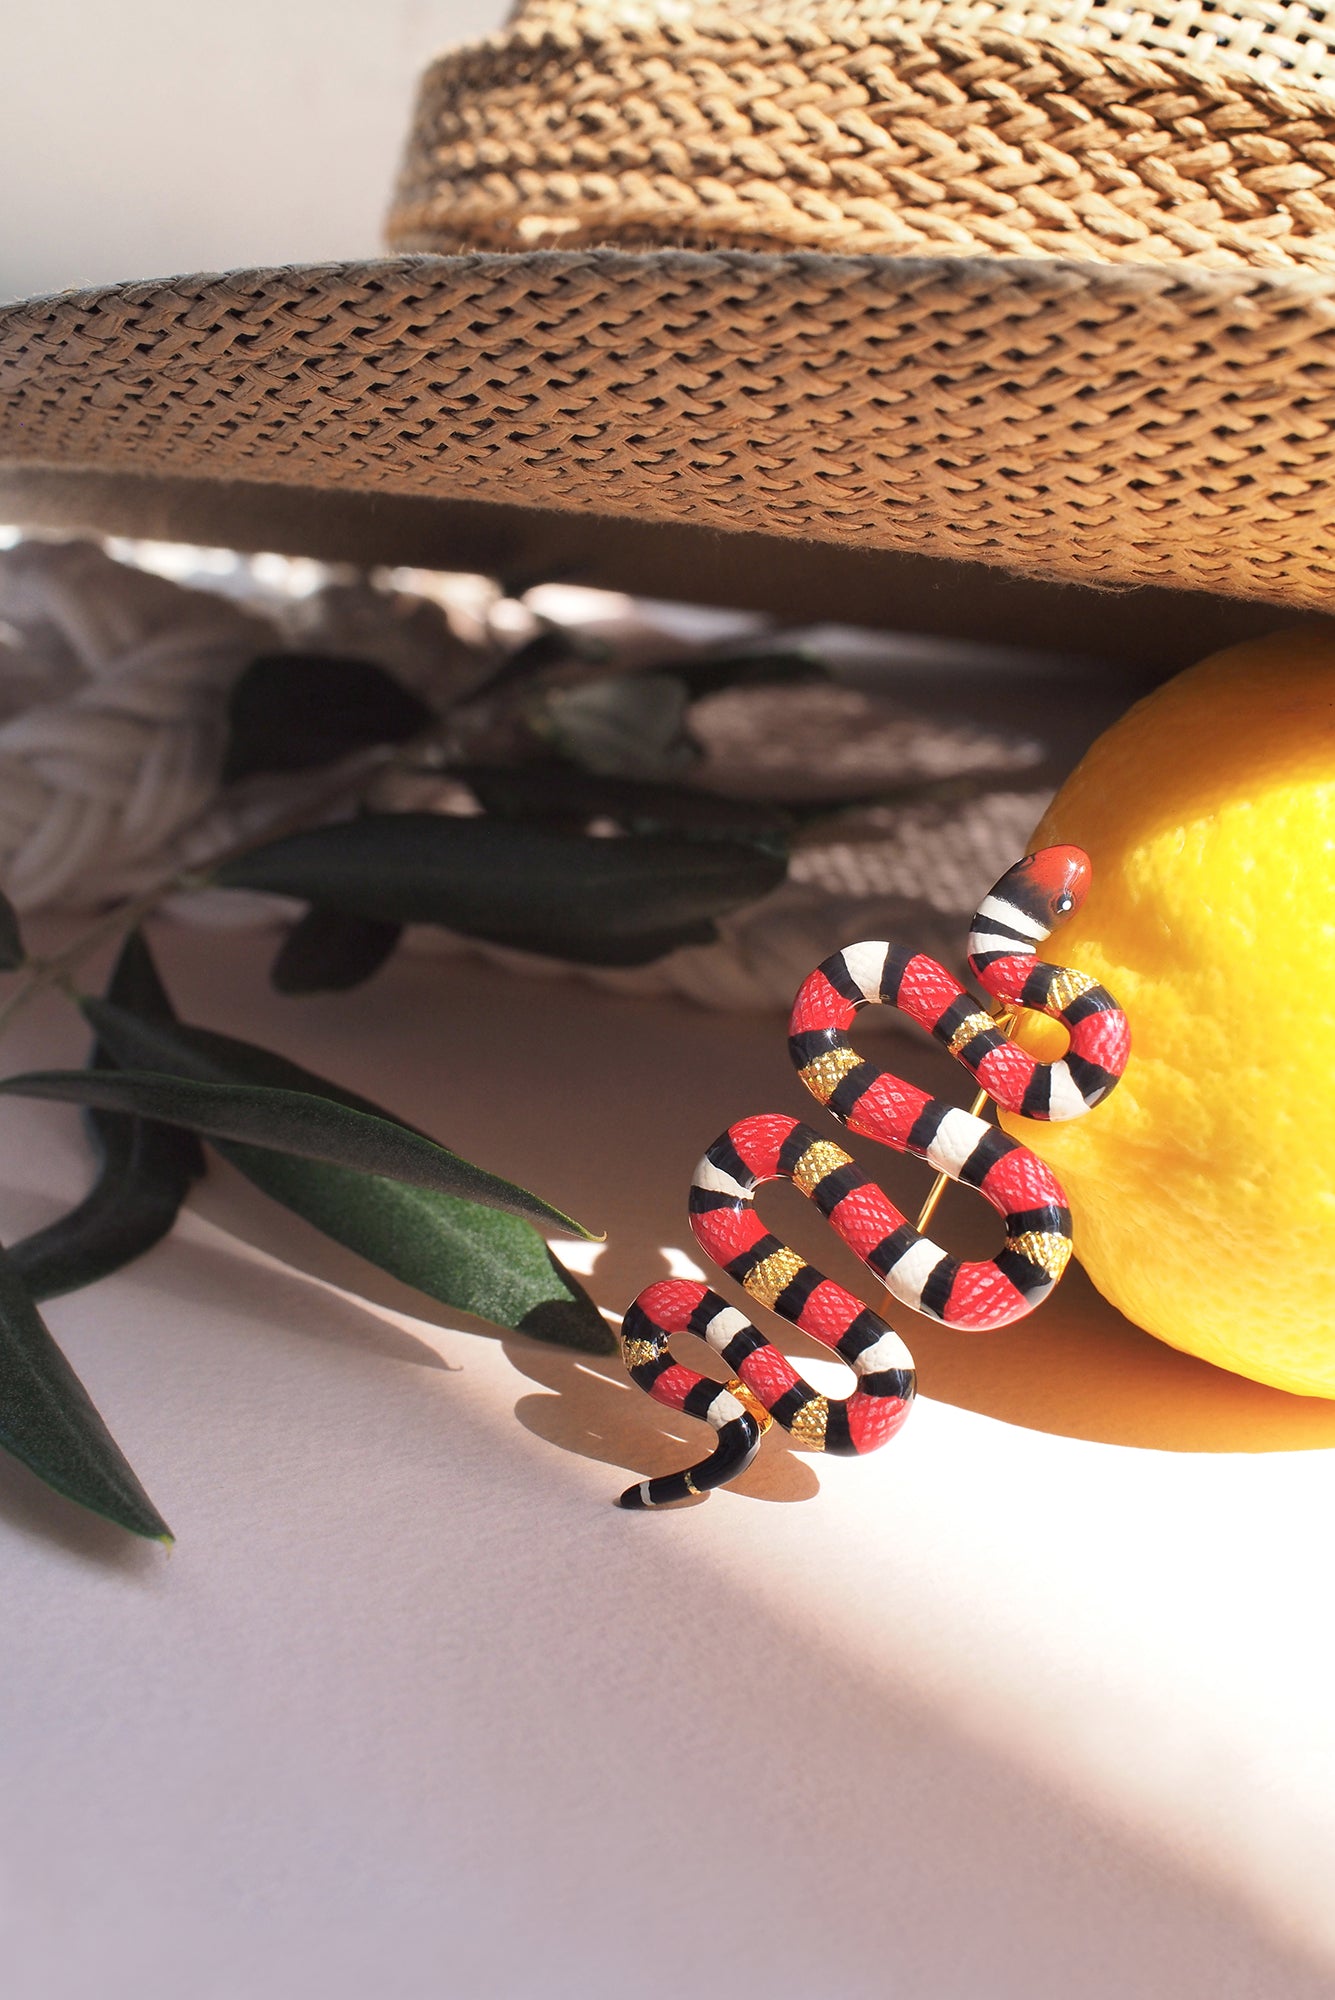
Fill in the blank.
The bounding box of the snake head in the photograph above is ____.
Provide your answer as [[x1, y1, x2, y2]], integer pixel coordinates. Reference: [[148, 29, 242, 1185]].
[[1019, 845, 1092, 926]]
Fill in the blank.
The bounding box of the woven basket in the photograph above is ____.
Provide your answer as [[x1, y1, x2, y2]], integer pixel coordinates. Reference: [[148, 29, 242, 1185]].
[[7, 0, 1335, 613]]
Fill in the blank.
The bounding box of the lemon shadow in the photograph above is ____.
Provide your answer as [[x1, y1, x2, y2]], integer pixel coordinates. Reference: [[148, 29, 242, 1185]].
[[906, 1253, 1335, 1454]]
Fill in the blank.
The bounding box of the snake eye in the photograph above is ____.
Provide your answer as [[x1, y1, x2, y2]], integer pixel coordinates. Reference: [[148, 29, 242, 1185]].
[[1054, 892, 1074, 915]]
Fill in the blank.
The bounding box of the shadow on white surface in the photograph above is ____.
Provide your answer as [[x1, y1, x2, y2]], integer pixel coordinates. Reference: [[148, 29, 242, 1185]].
[[503, 1339, 821, 1505], [135, 1223, 453, 1377]]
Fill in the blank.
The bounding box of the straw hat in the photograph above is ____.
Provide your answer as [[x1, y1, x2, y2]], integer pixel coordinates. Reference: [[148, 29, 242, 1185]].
[[8, 0, 1335, 633]]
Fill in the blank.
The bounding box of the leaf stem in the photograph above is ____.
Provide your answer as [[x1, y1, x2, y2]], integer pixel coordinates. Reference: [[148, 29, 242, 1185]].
[[0, 883, 173, 1045]]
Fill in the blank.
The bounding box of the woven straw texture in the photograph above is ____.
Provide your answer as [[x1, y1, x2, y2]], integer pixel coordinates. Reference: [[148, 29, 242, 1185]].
[[7, 250, 1335, 604], [392, 0, 1335, 268], [8, 0, 1335, 605], [499, 0, 1335, 84]]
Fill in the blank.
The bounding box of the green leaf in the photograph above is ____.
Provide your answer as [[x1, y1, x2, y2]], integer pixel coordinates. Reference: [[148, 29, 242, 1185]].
[[79, 995, 611, 1352], [100, 925, 178, 1026], [222, 654, 434, 783], [216, 1143, 610, 1351], [270, 907, 403, 995], [0, 1238, 170, 1539], [8, 934, 204, 1302], [213, 813, 787, 966], [530, 674, 697, 779], [9, 1113, 202, 1305], [0, 1066, 597, 1241], [0, 889, 24, 971], [460, 764, 794, 847]]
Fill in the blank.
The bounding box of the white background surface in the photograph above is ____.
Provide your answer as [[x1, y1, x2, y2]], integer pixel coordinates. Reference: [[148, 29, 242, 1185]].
[[5, 0, 509, 301], [3, 919, 1335, 1997], [8, 11, 1335, 1985]]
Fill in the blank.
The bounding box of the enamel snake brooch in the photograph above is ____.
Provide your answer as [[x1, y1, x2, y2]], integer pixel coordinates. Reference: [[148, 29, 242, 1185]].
[[616, 846, 1130, 1507]]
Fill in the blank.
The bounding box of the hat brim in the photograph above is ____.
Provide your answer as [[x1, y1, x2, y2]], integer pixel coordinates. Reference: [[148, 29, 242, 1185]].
[[0, 460, 1311, 675], [3, 247, 1333, 647]]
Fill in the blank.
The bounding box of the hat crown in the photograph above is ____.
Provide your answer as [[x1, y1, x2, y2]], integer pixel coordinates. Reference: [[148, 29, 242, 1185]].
[[388, 0, 1335, 271], [502, 0, 1335, 82]]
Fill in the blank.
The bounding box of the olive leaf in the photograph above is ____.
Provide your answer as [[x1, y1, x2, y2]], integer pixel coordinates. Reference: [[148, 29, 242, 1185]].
[[0, 890, 24, 972], [0, 1238, 171, 1540], [270, 907, 403, 995], [76, 984, 612, 1352], [0, 1066, 597, 1241], [10, 1113, 202, 1305], [460, 764, 793, 847], [222, 654, 434, 782], [8, 934, 203, 1302], [207, 1147, 610, 1352], [0, 924, 176, 1534], [213, 813, 787, 965], [529, 674, 697, 779]]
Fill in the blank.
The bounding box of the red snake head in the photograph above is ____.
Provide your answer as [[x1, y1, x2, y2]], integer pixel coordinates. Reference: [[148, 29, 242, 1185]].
[[1018, 845, 1092, 928]]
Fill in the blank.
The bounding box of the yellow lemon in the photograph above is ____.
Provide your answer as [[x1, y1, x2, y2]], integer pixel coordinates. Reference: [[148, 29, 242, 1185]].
[[999, 630, 1335, 1397]]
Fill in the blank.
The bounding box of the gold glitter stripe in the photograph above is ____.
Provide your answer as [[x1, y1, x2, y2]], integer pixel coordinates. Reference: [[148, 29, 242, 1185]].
[[743, 1245, 807, 1311], [1008, 1230, 1072, 1282], [797, 1044, 862, 1105], [791, 1137, 853, 1196], [725, 1377, 775, 1433], [1046, 966, 1098, 1010], [788, 1395, 830, 1449], [621, 1335, 667, 1370], [946, 1009, 995, 1055]]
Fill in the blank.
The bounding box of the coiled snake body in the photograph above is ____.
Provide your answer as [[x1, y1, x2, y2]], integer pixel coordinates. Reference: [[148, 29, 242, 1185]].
[[618, 847, 1129, 1507]]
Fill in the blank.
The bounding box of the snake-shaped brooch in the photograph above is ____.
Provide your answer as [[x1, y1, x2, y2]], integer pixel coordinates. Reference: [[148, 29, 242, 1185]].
[[617, 846, 1130, 1507]]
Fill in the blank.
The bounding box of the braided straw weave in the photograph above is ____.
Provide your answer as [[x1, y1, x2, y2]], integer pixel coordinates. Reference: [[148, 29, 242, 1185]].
[[393, 0, 1335, 268], [7, 0, 1335, 606]]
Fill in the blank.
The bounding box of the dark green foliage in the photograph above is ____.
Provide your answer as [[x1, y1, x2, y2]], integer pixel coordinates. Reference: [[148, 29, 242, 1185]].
[[460, 765, 793, 847], [0, 1238, 171, 1540], [76, 988, 611, 1352], [222, 654, 434, 782], [1, 1061, 596, 1242], [9, 932, 204, 1303], [214, 812, 787, 965], [213, 1142, 611, 1352], [270, 907, 403, 995], [0, 890, 23, 971], [9, 1111, 202, 1305], [0, 935, 194, 1533]]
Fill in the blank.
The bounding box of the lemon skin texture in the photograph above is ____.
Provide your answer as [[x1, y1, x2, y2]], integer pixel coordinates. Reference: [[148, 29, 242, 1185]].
[[999, 630, 1335, 1397]]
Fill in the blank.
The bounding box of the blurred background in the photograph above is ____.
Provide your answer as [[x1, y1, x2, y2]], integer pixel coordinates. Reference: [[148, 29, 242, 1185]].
[[5, 0, 509, 301]]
